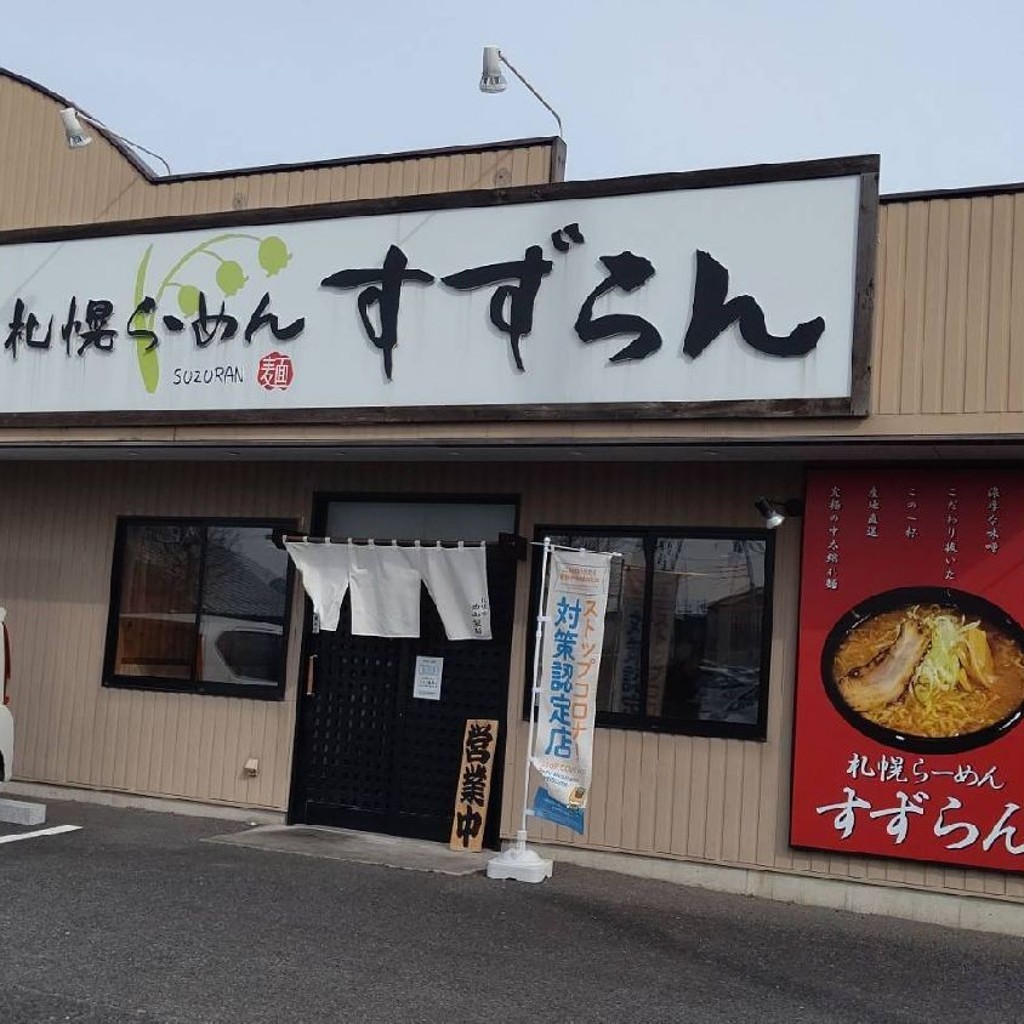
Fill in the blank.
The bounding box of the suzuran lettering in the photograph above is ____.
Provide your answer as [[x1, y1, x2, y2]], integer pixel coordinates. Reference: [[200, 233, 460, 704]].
[[171, 366, 244, 386]]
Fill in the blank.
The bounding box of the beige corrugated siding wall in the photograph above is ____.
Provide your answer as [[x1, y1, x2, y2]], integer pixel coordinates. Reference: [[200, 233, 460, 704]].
[[0, 71, 558, 230], [873, 193, 1024, 421], [4, 458, 1020, 904]]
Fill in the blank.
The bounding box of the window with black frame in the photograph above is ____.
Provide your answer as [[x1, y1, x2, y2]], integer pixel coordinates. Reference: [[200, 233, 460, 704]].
[[103, 518, 294, 699], [529, 527, 774, 740]]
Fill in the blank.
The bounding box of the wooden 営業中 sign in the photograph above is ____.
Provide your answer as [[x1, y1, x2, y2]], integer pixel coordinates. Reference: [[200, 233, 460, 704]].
[[449, 719, 499, 852]]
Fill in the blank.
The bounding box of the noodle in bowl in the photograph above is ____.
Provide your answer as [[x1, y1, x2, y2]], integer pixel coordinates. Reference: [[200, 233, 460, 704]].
[[821, 588, 1024, 753]]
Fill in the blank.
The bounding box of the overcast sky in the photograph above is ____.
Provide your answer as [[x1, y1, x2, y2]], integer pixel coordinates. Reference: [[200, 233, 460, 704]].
[[3, 1, 1019, 194]]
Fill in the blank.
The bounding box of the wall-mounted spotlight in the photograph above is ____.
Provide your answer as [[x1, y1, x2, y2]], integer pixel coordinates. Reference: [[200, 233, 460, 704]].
[[754, 497, 805, 530], [59, 106, 172, 177], [59, 107, 92, 149], [479, 45, 564, 138]]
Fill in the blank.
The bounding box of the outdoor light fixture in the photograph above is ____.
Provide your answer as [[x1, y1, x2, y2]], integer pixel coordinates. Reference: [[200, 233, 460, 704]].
[[479, 45, 564, 138], [59, 106, 172, 177], [59, 107, 92, 149], [480, 46, 507, 94], [755, 497, 805, 530]]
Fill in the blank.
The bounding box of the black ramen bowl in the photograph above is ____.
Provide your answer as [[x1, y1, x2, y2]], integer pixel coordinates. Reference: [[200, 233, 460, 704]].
[[820, 586, 1024, 754]]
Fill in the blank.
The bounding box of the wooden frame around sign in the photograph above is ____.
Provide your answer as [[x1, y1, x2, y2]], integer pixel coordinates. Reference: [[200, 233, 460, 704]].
[[0, 154, 878, 427]]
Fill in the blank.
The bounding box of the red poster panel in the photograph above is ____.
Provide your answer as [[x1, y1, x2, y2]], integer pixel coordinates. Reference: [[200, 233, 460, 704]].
[[792, 469, 1024, 872]]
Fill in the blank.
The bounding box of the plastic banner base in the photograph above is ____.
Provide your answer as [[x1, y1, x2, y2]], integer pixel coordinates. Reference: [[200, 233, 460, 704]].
[[486, 829, 553, 884]]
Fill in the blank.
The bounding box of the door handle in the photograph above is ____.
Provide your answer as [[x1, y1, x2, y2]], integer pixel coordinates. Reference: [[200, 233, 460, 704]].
[[305, 654, 317, 697]]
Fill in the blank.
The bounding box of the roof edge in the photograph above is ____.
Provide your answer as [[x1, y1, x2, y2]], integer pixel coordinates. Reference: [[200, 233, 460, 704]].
[[1, 65, 159, 180], [881, 180, 1024, 203], [2, 67, 561, 189], [7, 65, 1024, 202], [154, 136, 562, 185], [1, 65, 559, 187]]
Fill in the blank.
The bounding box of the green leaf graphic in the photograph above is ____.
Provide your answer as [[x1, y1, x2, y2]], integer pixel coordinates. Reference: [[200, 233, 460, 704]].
[[178, 284, 201, 317], [216, 260, 248, 296], [259, 236, 291, 276]]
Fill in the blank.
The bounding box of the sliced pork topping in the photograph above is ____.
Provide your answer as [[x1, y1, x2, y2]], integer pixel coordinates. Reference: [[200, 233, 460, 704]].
[[837, 620, 931, 713]]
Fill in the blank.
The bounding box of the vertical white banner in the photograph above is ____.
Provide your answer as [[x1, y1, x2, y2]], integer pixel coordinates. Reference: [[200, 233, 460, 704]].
[[531, 549, 613, 809]]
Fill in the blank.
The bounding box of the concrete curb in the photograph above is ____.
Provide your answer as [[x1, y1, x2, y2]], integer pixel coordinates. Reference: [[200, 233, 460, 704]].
[[11, 780, 1021, 937], [2, 781, 285, 825], [534, 843, 1024, 938]]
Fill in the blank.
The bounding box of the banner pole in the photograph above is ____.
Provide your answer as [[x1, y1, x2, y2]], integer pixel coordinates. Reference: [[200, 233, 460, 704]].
[[486, 535, 554, 883], [520, 534, 551, 835]]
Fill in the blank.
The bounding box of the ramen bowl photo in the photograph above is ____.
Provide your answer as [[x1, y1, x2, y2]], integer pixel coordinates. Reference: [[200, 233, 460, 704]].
[[821, 587, 1024, 753]]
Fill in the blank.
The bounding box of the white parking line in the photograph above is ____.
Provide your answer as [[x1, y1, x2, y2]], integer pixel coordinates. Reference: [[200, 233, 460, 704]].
[[0, 825, 82, 845]]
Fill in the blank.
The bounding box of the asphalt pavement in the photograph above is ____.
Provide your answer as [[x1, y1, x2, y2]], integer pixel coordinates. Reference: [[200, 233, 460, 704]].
[[0, 800, 1022, 1023]]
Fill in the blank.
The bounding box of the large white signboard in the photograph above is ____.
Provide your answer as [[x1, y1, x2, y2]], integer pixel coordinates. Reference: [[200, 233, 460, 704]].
[[0, 158, 876, 421]]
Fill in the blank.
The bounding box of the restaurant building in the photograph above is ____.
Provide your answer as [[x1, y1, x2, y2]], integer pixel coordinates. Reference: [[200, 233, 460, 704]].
[[4, 67, 1024, 934]]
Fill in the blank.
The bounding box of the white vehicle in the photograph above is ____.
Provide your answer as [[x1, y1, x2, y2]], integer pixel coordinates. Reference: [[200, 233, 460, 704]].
[[117, 613, 283, 687], [0, 608, 12, 784], [197, 615, 283, 686]]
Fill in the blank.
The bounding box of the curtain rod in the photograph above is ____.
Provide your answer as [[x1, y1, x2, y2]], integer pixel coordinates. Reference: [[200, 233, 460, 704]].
[[273, 533, 621, 559], [274, 529, 528, 558], [535, 540, 624, 557]]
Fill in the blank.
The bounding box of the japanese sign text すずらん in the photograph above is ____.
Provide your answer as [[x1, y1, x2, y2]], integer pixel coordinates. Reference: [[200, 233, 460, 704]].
[[792, 469, 1024, 873], [0, 157, 875, 420]]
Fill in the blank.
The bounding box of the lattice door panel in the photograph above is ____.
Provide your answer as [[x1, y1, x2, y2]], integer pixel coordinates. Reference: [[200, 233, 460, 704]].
[[296, 598, 402, 828], [292, 549, 516, 847], [391, 552, 516, 844]]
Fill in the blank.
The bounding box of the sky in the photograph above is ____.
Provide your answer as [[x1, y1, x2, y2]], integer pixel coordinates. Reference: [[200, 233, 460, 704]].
[[3, 0, 1020, 195]]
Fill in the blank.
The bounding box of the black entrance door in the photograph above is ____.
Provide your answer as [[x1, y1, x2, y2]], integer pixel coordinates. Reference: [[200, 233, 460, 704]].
[[288, 546, 516, 848]]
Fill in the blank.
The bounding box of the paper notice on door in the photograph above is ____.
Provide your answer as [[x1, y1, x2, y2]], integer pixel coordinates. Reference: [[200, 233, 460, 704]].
[[413, 656, 444, 700]]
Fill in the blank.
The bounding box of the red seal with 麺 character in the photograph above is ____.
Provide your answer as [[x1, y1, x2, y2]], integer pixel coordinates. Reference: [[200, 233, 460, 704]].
[[257, 351, 294, 391]]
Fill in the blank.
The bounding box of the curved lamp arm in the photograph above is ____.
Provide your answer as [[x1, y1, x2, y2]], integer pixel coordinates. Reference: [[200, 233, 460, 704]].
[[480, 46, 564, 139], [60, 106, 172, 177]]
